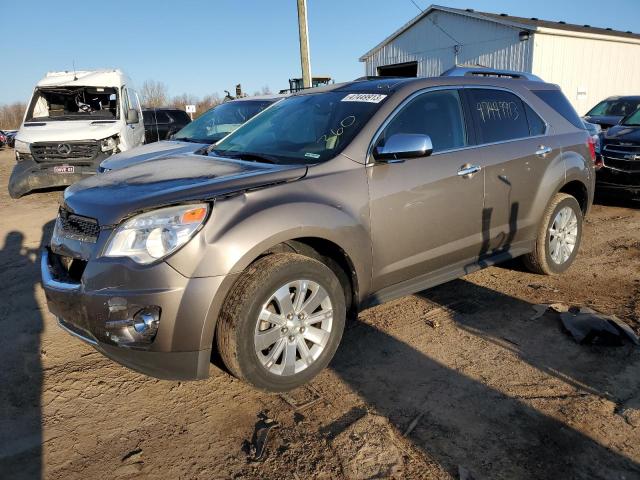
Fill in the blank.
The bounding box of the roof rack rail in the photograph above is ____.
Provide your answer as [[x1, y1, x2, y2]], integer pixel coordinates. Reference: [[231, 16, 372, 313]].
[[440, 66, 543, 82]]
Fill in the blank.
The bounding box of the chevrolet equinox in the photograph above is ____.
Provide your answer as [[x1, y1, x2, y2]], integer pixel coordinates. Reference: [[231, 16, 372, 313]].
[[43, 70, 596, 391]]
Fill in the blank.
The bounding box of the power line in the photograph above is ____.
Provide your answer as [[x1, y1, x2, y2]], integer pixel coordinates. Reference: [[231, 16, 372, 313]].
[[409, 0, 423, 12]]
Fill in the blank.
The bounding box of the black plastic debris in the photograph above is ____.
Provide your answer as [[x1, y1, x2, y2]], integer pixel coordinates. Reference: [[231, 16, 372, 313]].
[[242, 412, 279, 462], [560, 307, 640, 346]]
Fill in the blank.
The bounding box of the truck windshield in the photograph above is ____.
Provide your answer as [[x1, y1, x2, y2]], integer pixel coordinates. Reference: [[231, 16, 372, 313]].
[[26, 86, 119, 122], [210, 91, 387, 164], [173, 100, 274, 144]]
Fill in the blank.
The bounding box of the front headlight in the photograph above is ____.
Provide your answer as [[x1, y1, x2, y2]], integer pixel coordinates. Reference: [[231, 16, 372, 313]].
[[101, 136, 117, 152], [103, 204, 209, 264]]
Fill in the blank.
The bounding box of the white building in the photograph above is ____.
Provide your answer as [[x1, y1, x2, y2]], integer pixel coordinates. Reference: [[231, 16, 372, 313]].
[[359, 5, 640, 114]]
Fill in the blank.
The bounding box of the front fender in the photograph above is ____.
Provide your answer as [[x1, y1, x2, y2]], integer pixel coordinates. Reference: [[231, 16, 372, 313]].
[[168, 193, 371, 284]]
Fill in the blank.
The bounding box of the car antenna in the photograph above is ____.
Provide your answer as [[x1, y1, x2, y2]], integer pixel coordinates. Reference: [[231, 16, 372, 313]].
[[72, 60, 78, 81]]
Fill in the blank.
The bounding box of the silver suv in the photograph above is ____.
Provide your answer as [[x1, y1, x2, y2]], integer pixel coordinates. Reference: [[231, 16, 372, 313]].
[[43, 69, 596, 391]]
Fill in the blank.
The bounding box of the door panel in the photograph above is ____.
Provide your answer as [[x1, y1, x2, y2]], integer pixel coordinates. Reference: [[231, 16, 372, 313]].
[[368, 151, 484, 290], [463, 88, 562, 255], [368, 89, 485, 291]]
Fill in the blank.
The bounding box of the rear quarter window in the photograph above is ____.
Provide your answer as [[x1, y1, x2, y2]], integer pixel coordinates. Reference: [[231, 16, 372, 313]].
[[532, 89, 583, 129], [524, 103, 546, 136]]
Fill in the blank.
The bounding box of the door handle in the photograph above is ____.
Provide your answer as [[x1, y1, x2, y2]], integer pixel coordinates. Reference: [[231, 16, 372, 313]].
[[536, 145, 552, 157], [457, 163, 482, 178]]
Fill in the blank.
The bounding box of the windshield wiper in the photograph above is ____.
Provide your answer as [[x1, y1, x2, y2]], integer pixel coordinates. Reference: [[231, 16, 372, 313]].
[[174, 137, 210, 143], [209, 149, 279, 164]]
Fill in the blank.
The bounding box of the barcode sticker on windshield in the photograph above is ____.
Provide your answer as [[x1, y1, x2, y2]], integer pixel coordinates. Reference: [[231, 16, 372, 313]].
[[341, 94, 387, 103]]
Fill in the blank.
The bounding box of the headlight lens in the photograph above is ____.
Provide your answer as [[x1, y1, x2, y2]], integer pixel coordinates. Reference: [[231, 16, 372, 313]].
[[103, 204, 208, 264], [101, 136, 117, 152], [14, 139, 30, 154]]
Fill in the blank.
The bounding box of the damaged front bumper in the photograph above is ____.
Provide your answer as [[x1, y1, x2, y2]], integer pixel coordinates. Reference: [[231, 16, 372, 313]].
[[8, 147, 112, 198], [41, 247, 223, 380]]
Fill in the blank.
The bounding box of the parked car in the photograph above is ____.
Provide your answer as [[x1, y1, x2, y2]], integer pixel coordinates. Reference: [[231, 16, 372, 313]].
[[8, 69, 144, 198], [4, 130, 17, 148], [583, 96, 640, 130], [596, 107, 640, 197], [99, 95, 284, 171], [0, 130, 6, 147], [43, 69, 595, 391], [142, 108, 191, 144]]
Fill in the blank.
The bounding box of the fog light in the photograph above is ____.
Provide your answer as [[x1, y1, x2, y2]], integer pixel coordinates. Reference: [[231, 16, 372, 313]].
[[133, 307, 160, 334]]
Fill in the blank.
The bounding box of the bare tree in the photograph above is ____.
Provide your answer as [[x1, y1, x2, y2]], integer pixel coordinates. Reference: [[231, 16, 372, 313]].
[[0, 102, 27, 129], [251, 85, 273, 97], [140, 80, 168, 107], [196, 94, 222, 117], [170, 93, 198, 111]]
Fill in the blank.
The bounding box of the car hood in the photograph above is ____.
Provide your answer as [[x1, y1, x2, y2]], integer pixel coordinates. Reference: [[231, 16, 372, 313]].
[[99, 140, 208, 170], [604, 124, 640, 142], [16, 120, 121, 143], [582, 115, 622, 129], [63, 154, 308, 225]]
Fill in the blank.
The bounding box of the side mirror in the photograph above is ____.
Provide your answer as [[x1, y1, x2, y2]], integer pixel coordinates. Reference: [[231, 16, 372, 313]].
[[373, 133, 433, 162], [126, 108, 139, 124]]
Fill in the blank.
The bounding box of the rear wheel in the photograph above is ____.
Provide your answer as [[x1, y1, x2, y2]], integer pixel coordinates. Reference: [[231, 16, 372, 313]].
[[524, 193, 583, 275], [216, 253, 346, 391]]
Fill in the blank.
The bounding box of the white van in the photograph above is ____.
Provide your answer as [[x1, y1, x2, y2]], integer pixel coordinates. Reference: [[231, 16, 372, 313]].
[[9, 69, 144, 198]]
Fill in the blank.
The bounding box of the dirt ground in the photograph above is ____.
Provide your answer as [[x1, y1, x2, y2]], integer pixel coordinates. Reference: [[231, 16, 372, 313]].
[[0, 147, 638, 480]]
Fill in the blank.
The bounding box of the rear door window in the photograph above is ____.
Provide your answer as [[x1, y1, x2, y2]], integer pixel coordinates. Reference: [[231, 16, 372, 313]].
[[532, 89, 583, 129], [379, 89, 467, 153], [466, 89, 530, 144]]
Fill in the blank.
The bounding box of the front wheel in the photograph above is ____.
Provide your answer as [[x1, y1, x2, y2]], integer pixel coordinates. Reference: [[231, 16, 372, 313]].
[[216, 253, 346, 392], [524, 193, 583, 275]]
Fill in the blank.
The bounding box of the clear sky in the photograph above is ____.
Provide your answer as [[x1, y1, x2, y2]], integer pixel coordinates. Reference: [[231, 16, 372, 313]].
[[1, 0, 638, 104]]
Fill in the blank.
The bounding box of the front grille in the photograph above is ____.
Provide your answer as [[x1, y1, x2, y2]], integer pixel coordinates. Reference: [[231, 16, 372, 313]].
[[603, 158, 640, 173], [58, 208, 100, 243], [602, 140, 640, 173], [31, 141, 99, 163]]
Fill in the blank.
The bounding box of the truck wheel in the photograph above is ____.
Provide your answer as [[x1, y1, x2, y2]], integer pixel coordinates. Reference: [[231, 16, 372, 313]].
[[524, 193, 583, 275], [216, 253, 346, 392]]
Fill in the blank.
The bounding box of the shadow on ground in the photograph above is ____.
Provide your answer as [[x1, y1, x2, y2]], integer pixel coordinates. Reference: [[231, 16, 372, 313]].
[[0, 221, 54, 479], [330, 278, 640, 479]]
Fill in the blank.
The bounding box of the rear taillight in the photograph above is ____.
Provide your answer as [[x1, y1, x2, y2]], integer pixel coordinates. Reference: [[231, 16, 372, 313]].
[[586, 136, 603, 169]]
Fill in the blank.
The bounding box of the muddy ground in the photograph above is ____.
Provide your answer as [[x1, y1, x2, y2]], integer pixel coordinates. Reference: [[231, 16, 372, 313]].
[[0, 147, 638, 480]]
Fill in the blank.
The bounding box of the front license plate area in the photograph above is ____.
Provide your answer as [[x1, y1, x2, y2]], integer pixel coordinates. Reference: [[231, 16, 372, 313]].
[[54, 165, 75, 174]]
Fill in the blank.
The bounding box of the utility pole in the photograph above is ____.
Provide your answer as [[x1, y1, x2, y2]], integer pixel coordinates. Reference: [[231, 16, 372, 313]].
[[297, 0, 312, 89]]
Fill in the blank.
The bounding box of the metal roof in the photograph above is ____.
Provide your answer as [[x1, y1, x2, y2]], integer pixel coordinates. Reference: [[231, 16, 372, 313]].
[[360, 5, 640, 61]]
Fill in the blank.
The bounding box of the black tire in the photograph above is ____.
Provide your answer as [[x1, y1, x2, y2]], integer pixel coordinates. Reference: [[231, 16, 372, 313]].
[[216, 253, 346, 392], [523, 193, 583, 275]]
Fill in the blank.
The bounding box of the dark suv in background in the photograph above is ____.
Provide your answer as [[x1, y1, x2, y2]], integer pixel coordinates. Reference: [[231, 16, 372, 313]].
[[584, 95, 640, 130], [142, 108, 191, 143], [43, 68, 595, 391], [597, 107, 640, 197]]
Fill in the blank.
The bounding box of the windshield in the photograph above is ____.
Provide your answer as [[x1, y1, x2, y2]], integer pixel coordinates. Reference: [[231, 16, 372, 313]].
[[211, 91, 387, 164], [173, 100, 274, 144], [622, 109, 640, 126], [587, 99, 640, 117], [26, 86, 119, 121]]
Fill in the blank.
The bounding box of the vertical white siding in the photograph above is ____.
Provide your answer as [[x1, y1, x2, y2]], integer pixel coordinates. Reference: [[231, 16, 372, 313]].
[[362, 11, 534, 77], [532, 33, 640, 114]]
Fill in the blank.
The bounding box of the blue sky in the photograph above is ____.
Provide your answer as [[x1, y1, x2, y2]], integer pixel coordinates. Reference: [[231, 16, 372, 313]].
[[1, 0, 638, 104]]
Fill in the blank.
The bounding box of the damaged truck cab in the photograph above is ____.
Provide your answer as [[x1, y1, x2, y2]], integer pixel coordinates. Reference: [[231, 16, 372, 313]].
[[9, 69, 144, 198]]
